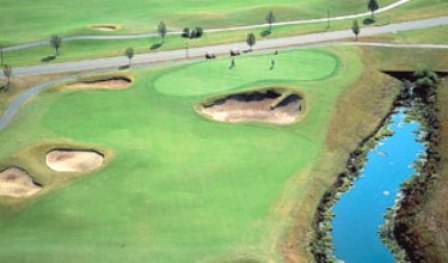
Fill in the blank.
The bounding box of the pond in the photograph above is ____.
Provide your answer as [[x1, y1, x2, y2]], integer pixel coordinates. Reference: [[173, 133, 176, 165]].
[[331, 109, 424, 263]]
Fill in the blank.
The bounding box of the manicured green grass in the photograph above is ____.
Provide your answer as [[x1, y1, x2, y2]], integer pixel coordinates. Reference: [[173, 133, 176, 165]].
[[364, 25, 448, 44], [155, 50, 338, 96], [0, 48, 361, 262], [3, 0, 448, 68], [0, 0, 396, 45]]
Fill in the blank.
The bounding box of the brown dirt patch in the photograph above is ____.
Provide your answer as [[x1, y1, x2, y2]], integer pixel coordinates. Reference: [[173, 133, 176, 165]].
[[67, 77, 131, 89], [46, 149, 105, 173], [90, 25, 120, 31], [0, 167, 42, 198], [199, 89, 302, 124]]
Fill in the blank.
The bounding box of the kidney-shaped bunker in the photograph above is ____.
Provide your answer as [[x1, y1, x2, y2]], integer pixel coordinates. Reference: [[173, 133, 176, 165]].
[[198, 88, 303, 125]]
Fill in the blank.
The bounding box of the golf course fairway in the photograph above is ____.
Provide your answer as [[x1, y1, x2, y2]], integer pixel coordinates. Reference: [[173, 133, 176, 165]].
[[0, 0, 396, 44], [0, 48, 363, 262]]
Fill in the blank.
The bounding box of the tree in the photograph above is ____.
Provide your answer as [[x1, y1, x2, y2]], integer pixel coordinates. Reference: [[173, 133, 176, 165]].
[[50, 35, 62, 56], [182, 27, 191, 38], [246, 33, 256, 51], [195, 26, 204, 38], [368, 0, 379, 19], [352, 20, 360, 41], [2, 64, 12, 91], [125, 47, 134, 66], [190, 30, 198, 39], [413, 69, 439, 103], [158, 21, 167, 43], [266, 11, 275, 32]]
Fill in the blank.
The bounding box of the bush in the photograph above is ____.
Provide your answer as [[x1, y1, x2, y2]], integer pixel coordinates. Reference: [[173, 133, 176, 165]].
[[181, 26, 204, 39], [195, 26, 204, 37]]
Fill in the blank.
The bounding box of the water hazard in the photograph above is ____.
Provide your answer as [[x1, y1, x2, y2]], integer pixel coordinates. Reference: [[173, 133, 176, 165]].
[[331, 109, 424, 262]]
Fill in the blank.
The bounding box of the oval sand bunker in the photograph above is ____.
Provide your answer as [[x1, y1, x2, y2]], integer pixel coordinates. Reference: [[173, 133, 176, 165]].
[[0, 167, 42, 198], [199, 89, 303, 125], [90, 25, 120, 31], [46, 150, 105, 173], [67, 77, 131, 90]]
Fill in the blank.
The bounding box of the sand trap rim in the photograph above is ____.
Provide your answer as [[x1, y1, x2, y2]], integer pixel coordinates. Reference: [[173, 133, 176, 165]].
[[67, 76, 132, 89], [89, 24, 122, 31], [45, 148, 105, 158], [194, 86, 307, 125], [45, 148, 106, 173], [0, 166, 43, 198], [54, 71, 135, 91], [0, 166, 42, 186]]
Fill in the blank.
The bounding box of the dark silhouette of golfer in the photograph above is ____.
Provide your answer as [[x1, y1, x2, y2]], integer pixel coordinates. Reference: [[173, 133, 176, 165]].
[[270, 59, 275, 70], [229, 58, 235, 69]]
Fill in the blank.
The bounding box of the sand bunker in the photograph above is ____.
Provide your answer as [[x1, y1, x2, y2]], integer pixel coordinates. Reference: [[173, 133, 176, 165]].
[[46, 149, 105, 173], [90, 25, 120, 31], [199, 89, 302, 124], [0, 167, 42, 198], [67, 77, 131, 89]]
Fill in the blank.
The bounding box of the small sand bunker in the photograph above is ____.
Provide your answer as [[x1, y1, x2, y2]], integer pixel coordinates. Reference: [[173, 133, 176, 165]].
[[0, 167, 42, 198], [90, 25, 120, 31], [200, 89, 302, 124], [67, 77, 131, 89], [46, 149, 105, 173]]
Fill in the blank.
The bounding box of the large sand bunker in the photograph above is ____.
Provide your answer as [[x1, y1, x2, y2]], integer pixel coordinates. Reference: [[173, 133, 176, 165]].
[[199, 89, 302, 124], [46, 149, 105, 173], [90, 25, 120, 31], [0, 167, 42, 198], [67, 77, 131, 89]]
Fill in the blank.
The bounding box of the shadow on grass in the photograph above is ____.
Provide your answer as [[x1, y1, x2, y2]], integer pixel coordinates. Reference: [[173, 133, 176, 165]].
[[41, 55, 56, 63], [363, 17, 376, 25], [260, 30, 271, 38], [150, 42, 163, 50], [119, 65, 130, 70]]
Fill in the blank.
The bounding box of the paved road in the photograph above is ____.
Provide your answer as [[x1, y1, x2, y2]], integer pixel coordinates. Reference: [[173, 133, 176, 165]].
[[3, 0, 410, 52], [1, 40, 447, 132], [3, 16, 448, 78]]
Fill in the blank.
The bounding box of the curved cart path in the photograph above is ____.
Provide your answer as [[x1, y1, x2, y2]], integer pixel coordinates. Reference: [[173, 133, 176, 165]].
[[1, 16, 448, 131], [2, 0, 411, 52], [2, 16, 447, 78]]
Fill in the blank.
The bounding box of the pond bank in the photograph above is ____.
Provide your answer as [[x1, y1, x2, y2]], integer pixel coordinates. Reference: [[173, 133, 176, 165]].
[[310, 73, 441, 262]]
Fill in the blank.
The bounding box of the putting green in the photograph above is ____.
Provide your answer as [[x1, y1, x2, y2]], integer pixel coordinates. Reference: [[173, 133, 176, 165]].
[[0, 48, 361, 262], [155, 50, 339, 96]]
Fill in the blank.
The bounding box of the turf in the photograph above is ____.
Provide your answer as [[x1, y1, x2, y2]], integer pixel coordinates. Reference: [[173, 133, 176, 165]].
[[0, 48, 360, 262], [154, 50, 338, 96], [0, 0, 395, 45], [3, 0, 448, 68]]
